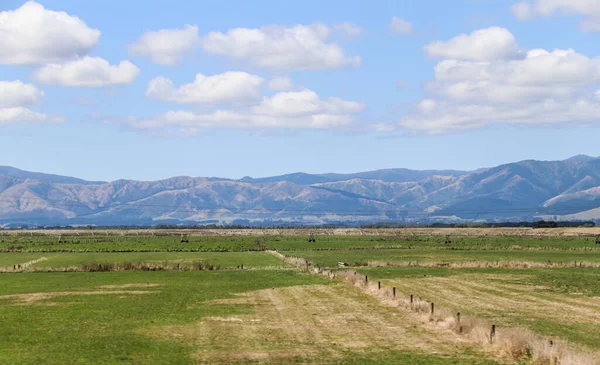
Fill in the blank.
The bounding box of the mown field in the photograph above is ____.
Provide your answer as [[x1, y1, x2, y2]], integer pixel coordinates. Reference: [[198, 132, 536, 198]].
[[1, 230, 600, 364]]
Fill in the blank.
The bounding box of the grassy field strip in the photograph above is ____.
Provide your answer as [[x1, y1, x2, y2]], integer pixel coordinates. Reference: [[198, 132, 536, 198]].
[[0, 256, 47, 272], [297, 249, 600, 268], [355, 261, 600, 269], [270, 251, 598, 365], [3, 234, 600, 253], [0, 252, 292, 273], [146, 283, 501, 365], [0, 253, 50, 267]]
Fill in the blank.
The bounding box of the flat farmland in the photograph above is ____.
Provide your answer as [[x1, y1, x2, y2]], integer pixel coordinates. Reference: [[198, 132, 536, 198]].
[[2, 229, 600, 364]]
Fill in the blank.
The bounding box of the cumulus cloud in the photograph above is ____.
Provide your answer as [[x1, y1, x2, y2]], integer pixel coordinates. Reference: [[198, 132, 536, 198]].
[[0, 1, 100, 65], [0, 82, 61, 125], [0, 81, 44, 108], [201, 23, 361, 70], [424, 27, 523, 61], [389, 17, 415, 34], [381, 28, 600, 134], [267, 76, 293, 91], [511, 1, 600, 32], [127, 89, 366, 135], [0, 107, 62, 125], [128, 25, 201, 65], [32, 57, 140, 87], [511, 2, 534, 20], [146, 72, 264, 105]]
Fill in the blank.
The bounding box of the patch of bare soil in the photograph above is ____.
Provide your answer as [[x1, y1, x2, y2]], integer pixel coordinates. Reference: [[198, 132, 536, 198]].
[[146, 284, 491, 364], [98, 283, 163, 289], [0, 290, 156, 305]]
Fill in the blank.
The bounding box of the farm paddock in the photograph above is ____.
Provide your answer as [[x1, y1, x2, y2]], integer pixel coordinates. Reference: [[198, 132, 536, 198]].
[[1, 228, 600, 364]]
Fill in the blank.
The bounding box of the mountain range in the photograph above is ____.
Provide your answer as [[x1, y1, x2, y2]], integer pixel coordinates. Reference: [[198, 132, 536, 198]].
[[1, 155, 600, 226]]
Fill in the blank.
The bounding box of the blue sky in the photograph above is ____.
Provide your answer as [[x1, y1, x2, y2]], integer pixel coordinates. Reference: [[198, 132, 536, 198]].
[[1, 0, 599, 181]]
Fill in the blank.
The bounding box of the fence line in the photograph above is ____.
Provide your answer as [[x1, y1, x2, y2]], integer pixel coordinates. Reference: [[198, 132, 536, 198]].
[[268, 250, 597, 365]]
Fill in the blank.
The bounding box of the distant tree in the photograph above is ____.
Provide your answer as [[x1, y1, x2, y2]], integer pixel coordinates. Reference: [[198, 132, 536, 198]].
[[582, 221, 596, 227], [533, 220, 558, 228]]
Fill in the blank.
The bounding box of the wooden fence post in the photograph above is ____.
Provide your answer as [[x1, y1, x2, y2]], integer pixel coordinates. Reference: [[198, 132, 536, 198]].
[[431, 302, 434, 315], [392, 287, 396, 297], [378, 281, 381, 290], [490, 324, 496, 344]]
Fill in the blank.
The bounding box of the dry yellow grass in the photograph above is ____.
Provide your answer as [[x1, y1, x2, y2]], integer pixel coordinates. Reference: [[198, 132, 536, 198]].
[[269, 251, 599, 364], [385, 274, 600, 329], [145, 284, 494, 364], [336, 271, 598, 365]]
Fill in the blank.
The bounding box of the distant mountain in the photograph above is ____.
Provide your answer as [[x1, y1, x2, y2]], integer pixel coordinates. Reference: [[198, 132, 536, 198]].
[[1, 156, 599, 226], [240, 168, 467, 185], [0, 166, 104, 185]]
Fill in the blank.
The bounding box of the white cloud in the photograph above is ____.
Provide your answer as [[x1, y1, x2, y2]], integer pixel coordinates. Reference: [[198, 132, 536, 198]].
[[510, 2, 533, 20], [511, 1, 600, 31], [127, 89, 366, 135], [0, 81, 44, 108], [0, 80, 59, 125], [382, 28, 600, 134], [424, 27, 523, 61], [128, 25, 200, 65], [398, 99, 600, 134], [201, 23, 361, 70], [389, 17, 415, 35], [32, 57, 140, 87], [432, 49, 600, 101], [0, 1, 100, 65], [0, 107, 62, 125], [146, 72, 264, 105], [267, 76, 293, 91]]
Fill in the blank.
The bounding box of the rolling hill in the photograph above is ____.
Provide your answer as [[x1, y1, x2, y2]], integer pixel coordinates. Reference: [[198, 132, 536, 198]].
[[1, 156, 599, 226]]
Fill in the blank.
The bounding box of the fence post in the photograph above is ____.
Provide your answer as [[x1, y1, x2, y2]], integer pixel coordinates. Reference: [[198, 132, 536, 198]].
[[410, 294, 413, 307], [490, 324, 496, 344], [431, 302, 434, 315], [378, 281, 381, 290], [456, 312, 461, 324], [365, 275, 368, 283], [392, 287, 396, 297]]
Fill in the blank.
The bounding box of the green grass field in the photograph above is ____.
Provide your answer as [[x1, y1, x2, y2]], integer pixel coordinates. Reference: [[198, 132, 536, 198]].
[[1, 231, 600, 364]]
